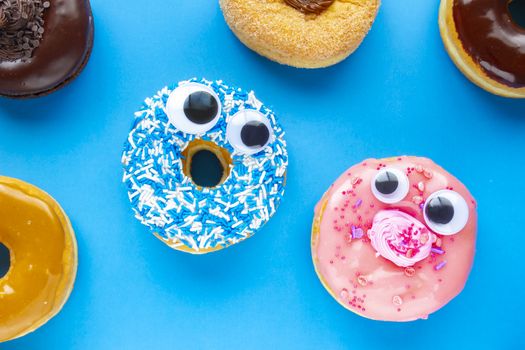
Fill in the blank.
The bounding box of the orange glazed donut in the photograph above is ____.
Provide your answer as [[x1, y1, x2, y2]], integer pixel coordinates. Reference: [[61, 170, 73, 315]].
[[219, 0, 380, 68], [312, 156, 477, 321], [439, 0, 525, 98], [0, 177, 77, 342]]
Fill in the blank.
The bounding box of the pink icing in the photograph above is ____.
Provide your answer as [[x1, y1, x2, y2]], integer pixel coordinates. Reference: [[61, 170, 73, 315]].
[[312, 156, 477, 322], [368, 210, 436, 267]]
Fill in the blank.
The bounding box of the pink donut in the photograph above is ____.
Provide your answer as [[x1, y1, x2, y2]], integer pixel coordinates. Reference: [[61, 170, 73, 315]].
[[311, 156, 477, 321]]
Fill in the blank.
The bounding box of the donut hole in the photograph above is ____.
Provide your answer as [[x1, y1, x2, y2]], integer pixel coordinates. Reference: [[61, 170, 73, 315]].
[[182, 140, 232, 188], [190, 150, 225, 187], [509, 0, 525, 29], [0, 242, 10, 279]]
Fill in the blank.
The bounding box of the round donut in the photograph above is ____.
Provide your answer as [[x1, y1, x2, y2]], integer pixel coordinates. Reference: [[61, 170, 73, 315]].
[[122, 78, 288, 254], [439, 0, 525, 98], [312, 156, 477, 321], [0, 0, 94, 98], [0, 177, 77, 342], [219, 0, 380, 68]]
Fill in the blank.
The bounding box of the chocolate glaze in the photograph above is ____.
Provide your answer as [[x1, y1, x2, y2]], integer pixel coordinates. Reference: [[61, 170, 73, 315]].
[[0, 0, 49, 62], [453, 0, 525, 88], [0, 0, 94, 97], [284, 0, 335, 15]]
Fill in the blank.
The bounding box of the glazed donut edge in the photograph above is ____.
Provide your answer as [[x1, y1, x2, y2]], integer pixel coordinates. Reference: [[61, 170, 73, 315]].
[[438, 0, 525, 98], [311, 190, 366, 319], [0, 176, 77, 342]]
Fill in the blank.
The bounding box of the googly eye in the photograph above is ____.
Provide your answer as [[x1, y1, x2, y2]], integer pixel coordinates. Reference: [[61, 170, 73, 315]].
[[371, 167, 410, 204], [165, 83, 221, 134], [424, 190, 469, 235], [226, 110, 273, 155]]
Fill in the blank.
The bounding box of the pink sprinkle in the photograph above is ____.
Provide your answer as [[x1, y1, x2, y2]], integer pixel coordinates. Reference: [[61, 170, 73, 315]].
[[340, 289, 349, 300], [357, 275, 368, 286], [392, 295, 403, 306], [404, 267, 415, 277], [434, 261, 447, 271]]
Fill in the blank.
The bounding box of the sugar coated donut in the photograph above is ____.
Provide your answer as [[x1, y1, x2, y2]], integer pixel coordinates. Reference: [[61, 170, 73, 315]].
[[122, 78, 288, 254], [0, 0, 94, 98], [0, 177, 77, 342], [219, 0, 380, 68], [439, 0, 525, 98], [312, 156, 477, 321]]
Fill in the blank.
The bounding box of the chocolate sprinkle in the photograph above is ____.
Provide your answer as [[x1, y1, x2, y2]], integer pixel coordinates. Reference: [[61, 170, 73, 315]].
[[0, 0, 50, 62], [284, 0, 335, 15]]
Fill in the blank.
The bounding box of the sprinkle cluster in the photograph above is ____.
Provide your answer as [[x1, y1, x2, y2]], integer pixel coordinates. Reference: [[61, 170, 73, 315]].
[[122, 79, 288, 252], [0, 0, 50, 62]]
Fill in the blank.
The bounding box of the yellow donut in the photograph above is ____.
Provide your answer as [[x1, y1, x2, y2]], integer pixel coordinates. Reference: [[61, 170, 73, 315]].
[[439, 0, 525, 98], [0, 177, 77, 342], [219, 0, 381, 68]]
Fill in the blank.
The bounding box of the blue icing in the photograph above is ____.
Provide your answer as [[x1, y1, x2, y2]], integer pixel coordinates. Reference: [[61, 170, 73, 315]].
[[122, 78, 288, 252]]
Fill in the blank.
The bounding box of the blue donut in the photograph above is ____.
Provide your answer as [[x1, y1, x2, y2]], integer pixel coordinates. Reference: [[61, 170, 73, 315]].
[[122, 78, 288, 253]]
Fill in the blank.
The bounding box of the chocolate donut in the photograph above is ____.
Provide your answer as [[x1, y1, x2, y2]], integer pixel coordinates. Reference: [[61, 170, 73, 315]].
[[439, 0, 525, 98], [0, 0, 94, 98]]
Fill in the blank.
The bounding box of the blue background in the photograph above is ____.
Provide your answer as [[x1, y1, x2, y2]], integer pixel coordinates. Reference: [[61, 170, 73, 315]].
[[1, 1, 524, 349]]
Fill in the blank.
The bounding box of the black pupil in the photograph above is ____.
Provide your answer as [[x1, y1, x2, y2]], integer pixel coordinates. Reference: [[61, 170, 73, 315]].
[[375, 171, 399, 195], [190, 150, 224, 188], [425, 196, 455, 225], [240, 121, 270, 148], [183, 91, 218, 125], [0, 243, 10, 279]]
